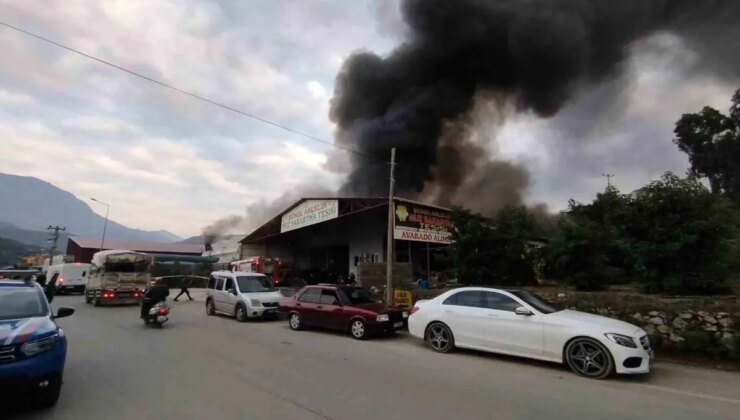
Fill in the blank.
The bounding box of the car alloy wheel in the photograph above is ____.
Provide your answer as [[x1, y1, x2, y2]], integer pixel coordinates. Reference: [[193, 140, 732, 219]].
[[289, 313, 302, 330], [236, 305, 247, 322], [350, 319, 367, 340], [206, 300, 215, 316], [565, 338, 613, 379], [426, 323, 454, 353]]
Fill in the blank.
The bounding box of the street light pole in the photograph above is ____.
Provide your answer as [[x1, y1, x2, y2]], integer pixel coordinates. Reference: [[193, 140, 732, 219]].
[[90, 198, 110, 252]]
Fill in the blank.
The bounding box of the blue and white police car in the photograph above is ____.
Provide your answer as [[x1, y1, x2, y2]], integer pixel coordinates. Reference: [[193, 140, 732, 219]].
[[0, 279, 74, 407]]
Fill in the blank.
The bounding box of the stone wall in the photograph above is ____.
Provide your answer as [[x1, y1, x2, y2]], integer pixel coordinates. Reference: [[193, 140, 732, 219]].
[[539, 291, 739, 360]]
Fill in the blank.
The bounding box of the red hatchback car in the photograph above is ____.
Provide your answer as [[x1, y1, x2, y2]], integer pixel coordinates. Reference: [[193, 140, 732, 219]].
[[279, 284, 409, 339]]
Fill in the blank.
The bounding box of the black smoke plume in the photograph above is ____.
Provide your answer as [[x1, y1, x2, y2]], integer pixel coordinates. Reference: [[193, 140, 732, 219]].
[[330, 0, 740, 215]]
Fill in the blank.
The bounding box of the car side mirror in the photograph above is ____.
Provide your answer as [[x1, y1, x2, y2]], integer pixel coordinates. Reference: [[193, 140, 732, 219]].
[[55, 307, 75, 319], [228, 288, 237, 295], [515, 306, 533, 316]]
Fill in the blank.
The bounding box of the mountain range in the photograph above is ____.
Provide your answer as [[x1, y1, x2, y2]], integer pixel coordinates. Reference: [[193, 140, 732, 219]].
[[0, 173, 181, 249]]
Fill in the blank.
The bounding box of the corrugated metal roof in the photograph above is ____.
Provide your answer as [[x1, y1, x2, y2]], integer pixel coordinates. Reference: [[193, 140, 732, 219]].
[[68, 237, 202, 255], [240, 196, 451, 244]]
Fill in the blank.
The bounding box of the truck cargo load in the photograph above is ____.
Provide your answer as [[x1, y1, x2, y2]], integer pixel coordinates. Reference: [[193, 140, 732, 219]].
[[85, 250, 153, 306]]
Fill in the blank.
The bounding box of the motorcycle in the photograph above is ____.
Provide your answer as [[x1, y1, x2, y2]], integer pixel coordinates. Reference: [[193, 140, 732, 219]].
[[144, 301, 170, 327]]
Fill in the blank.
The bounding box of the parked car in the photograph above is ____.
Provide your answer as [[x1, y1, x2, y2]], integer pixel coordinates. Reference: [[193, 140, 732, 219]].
[[0, 279, 75, 407], [408, 287, 653, 379], [279, 284, 409, 339], [205, 271, 283, 321]]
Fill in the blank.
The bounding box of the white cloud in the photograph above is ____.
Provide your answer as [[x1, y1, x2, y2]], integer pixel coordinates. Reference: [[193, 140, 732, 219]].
[[63, 116, 136, 133], [0, 89, 35, 106], [307, 81, 327, 99], [0, 0, 390, 236]]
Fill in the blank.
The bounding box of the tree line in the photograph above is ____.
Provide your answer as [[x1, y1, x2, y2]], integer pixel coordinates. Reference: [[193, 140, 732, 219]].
[[451, 89, 740, 295]]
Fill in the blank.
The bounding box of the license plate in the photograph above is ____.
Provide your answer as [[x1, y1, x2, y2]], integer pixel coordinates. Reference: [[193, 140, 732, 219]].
[[393, 322, 403, 328], [265, 309, 277, 314]]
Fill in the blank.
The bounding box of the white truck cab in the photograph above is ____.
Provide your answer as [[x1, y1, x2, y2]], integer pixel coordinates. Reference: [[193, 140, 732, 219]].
[[205, 271, 283, 321]]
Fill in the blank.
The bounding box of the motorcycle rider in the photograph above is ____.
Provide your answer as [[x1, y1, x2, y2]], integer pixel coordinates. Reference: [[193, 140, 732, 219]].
[[141, 278, 170, 319]]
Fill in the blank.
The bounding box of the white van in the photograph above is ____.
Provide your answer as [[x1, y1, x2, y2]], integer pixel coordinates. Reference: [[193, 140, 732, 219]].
[[205, 271, 284, 321], [46, 263, 90, 294]]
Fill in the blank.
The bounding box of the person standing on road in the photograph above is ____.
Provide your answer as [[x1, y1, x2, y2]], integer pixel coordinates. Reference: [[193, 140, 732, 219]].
[[174, 276, 193, 301], [44, 274, 57, 303]]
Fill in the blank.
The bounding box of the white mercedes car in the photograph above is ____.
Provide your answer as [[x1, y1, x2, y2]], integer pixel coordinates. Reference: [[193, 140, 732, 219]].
[[408, 287, 653, 379]]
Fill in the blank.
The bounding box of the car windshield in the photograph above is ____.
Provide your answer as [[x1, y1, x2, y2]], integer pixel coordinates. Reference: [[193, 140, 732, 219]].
[[0, 286, 48, 320], [509, 290, 562, 314], [237, 276, 276, 293], [340, 287, 374, 305]]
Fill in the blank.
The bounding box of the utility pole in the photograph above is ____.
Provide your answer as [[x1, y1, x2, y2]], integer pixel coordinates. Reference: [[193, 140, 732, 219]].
[[90, 198, 110, 252], [386, 148, 396, 306], [46, 225, 66, 265], [602, 173, 615, 188]]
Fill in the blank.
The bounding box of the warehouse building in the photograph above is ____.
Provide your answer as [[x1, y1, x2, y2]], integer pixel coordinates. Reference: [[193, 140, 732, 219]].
[[239, 197, 453, 285], [66, 237, 203, 264]]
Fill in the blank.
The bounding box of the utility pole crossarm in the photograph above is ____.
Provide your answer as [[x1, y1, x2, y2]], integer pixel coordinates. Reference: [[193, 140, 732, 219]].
[[602, 173, 615, 188], [46, 225, 66, 265]]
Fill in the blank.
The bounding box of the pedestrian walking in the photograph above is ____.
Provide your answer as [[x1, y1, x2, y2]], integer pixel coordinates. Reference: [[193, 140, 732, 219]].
[[174, 276, 193, 301]]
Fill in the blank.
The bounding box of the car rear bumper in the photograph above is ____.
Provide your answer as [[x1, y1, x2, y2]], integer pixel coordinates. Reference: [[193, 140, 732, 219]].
[[56, 285, 85, 293], [367, 319, 407, 334]]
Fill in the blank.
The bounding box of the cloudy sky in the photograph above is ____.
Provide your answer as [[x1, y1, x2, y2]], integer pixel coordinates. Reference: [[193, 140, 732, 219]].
[[0, 0, 737, 238]]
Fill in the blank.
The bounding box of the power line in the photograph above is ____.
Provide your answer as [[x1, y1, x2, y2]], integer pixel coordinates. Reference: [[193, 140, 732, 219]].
[[0, 19, 379, 161]]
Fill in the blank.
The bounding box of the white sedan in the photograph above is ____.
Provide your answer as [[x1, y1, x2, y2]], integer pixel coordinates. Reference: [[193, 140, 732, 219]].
[[408, 287, 653, 379]]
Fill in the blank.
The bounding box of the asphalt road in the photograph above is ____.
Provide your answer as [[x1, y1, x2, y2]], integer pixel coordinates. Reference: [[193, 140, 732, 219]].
[[9, 291, 740, 420]]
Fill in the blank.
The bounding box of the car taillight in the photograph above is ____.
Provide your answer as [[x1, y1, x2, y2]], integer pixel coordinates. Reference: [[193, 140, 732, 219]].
[[58, 277, 64, 283], [103, 291, 116, 299], [410, 305, 420, 314]]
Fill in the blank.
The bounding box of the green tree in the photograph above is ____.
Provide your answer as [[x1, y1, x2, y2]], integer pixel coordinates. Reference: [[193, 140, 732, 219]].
[[673, 89, 740, 198], [626, 173, 739, 294], [451, 206, 537, 286], [544, 217, 611, 291], [544, 186, 634, 290]]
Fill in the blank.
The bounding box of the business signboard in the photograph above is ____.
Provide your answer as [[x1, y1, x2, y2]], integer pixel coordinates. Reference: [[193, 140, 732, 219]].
[[393, 202, 453, 244], [280, 199, 339, 233]]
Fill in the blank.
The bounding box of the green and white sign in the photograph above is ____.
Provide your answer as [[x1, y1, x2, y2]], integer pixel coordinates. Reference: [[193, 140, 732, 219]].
[[280, 199, 339, 233]]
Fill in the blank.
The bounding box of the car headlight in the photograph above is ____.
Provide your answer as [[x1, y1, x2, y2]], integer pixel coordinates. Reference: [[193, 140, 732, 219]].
[[604, 333, 637, 348], [402, 311, 409, 319], [20, 335, 58, 358], [376, 314, 389, 322], [250, 299, 262, 307]]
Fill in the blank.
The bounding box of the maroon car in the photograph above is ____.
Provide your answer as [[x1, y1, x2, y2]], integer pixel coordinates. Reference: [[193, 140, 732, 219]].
[[279, 284, 409, 339]]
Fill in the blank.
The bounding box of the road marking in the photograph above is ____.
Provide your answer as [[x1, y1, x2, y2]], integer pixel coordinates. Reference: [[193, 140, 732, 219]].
[[620, 383, 740, 405]]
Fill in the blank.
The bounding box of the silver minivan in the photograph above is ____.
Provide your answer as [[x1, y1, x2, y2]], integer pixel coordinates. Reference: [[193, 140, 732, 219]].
[[205, 271, 283, 321]]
